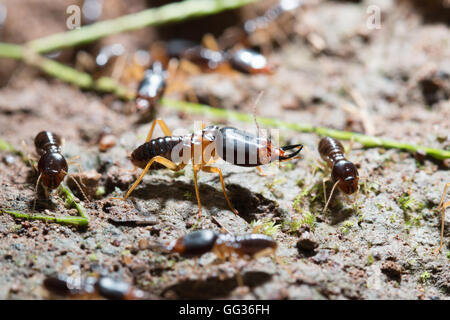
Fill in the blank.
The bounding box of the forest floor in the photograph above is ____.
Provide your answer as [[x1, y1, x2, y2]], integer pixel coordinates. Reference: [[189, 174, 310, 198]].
[[0, 0, 449, 299]]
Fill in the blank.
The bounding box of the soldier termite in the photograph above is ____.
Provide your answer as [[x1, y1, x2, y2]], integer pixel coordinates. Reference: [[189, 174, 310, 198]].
[[112, 119, 303, 216]]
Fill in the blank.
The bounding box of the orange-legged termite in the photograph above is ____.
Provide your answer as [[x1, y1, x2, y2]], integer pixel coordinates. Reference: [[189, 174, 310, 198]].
[[113, 119, 303, 216], [167, 229, 278, 261]]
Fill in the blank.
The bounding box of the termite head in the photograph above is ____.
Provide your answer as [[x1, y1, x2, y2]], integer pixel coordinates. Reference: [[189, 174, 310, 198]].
[[38, 152, 68, 189], [216, 127, 302, 167], [332, 160, 359, 194], [278, 144, 303, 161], [167, 230, 219, 257], [129, 144, 151, 169]]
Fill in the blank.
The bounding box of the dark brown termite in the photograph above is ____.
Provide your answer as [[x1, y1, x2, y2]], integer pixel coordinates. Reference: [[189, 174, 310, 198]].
[[318, 136, 359, 212], [34, 131, 68, 191], [112, 119, 303, 216], [43, 274, 146, 300], [33, 131, 87, 208]]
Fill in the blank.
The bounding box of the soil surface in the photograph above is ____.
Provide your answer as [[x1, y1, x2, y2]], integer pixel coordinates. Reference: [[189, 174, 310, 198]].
[[0, 0, 449, 300]]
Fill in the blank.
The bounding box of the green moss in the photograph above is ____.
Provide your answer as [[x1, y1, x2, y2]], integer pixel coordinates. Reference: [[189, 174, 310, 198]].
[[89, 253, 98, 262], [398, 194, 424, 212], [171, 169, 185, 178], [446, 252, 450, 259], [251, 219, 281, 236], [296, 178, 305, 188], [183, 191, 192, 200], [389, 213, 397, 224], [367, 254, 374, 266], [284, 212, 315, 233], [281, 162, 295, 172], [95, 186, 106, 198], [341, 220, 354, 234], [266, 177, 287, 190], [419, 271, 431, 284]]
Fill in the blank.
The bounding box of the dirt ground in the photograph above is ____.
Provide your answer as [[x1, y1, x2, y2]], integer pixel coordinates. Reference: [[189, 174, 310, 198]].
[[0, 0, 449, 300]]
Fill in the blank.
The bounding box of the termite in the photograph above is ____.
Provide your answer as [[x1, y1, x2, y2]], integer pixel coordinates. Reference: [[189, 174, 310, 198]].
[[113, 119, 303, 216], [43, 274, 146, 300], [226, 48, 274, 74], [166, 38, 273, 74], [167, 229, 278, 260], [166, 229, 285, 286], [318, 136, 359, 213], [34, 131, 87, 207], [135, 61, 167, 112]]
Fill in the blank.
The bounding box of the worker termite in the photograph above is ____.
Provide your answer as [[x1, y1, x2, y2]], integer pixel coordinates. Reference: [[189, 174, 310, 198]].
[[166, 38, 274, 74], [165, 229, 286, 286], [435, 182, 449, 254], [318, 136, 359, 213], [43, 273, 146, 300], [33, 131, 87, 208], [167, 229, 278, 260], [113, 119, 303, 216]]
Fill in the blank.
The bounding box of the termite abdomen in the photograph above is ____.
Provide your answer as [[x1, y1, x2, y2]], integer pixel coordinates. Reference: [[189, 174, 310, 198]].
[[96, 277, 131, 300], [227, 49, 272, 74], [233, 234, 277, 257], [130, 136, 183, 169], [169, 229, 219, 257]]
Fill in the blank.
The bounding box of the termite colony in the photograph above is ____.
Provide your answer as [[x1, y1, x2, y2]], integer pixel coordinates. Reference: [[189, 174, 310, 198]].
[[3, 0, 448, 300]]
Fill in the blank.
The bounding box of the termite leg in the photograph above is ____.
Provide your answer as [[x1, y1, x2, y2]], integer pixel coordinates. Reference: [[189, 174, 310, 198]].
[[145, 119, 173, 142], [345, 137, 355, 156], [322, 177, 330, 204], [33, 173, 43, 211], [323, 180, 340, 213], [235, 268, 244, 287], [211, 216, 232, 234], [256, 166, 273, 177], [272, 250, 294, 278], [435, 182, 450, 254], [192, 165, 203, 216], [437, 183, 450, 211], [201, 166, 238, 215], [114, 156, 184, 201], [67, 173, 90, 202]]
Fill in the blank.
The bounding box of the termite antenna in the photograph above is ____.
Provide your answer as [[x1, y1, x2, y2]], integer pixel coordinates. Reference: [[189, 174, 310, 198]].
[[211, 216, 232, 234], [273, 252, 294, 277], [33, 173, 43, 211], [323, 179, 340, 213], [252, 91, 264, 138], [67, 174, 90, 202]]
